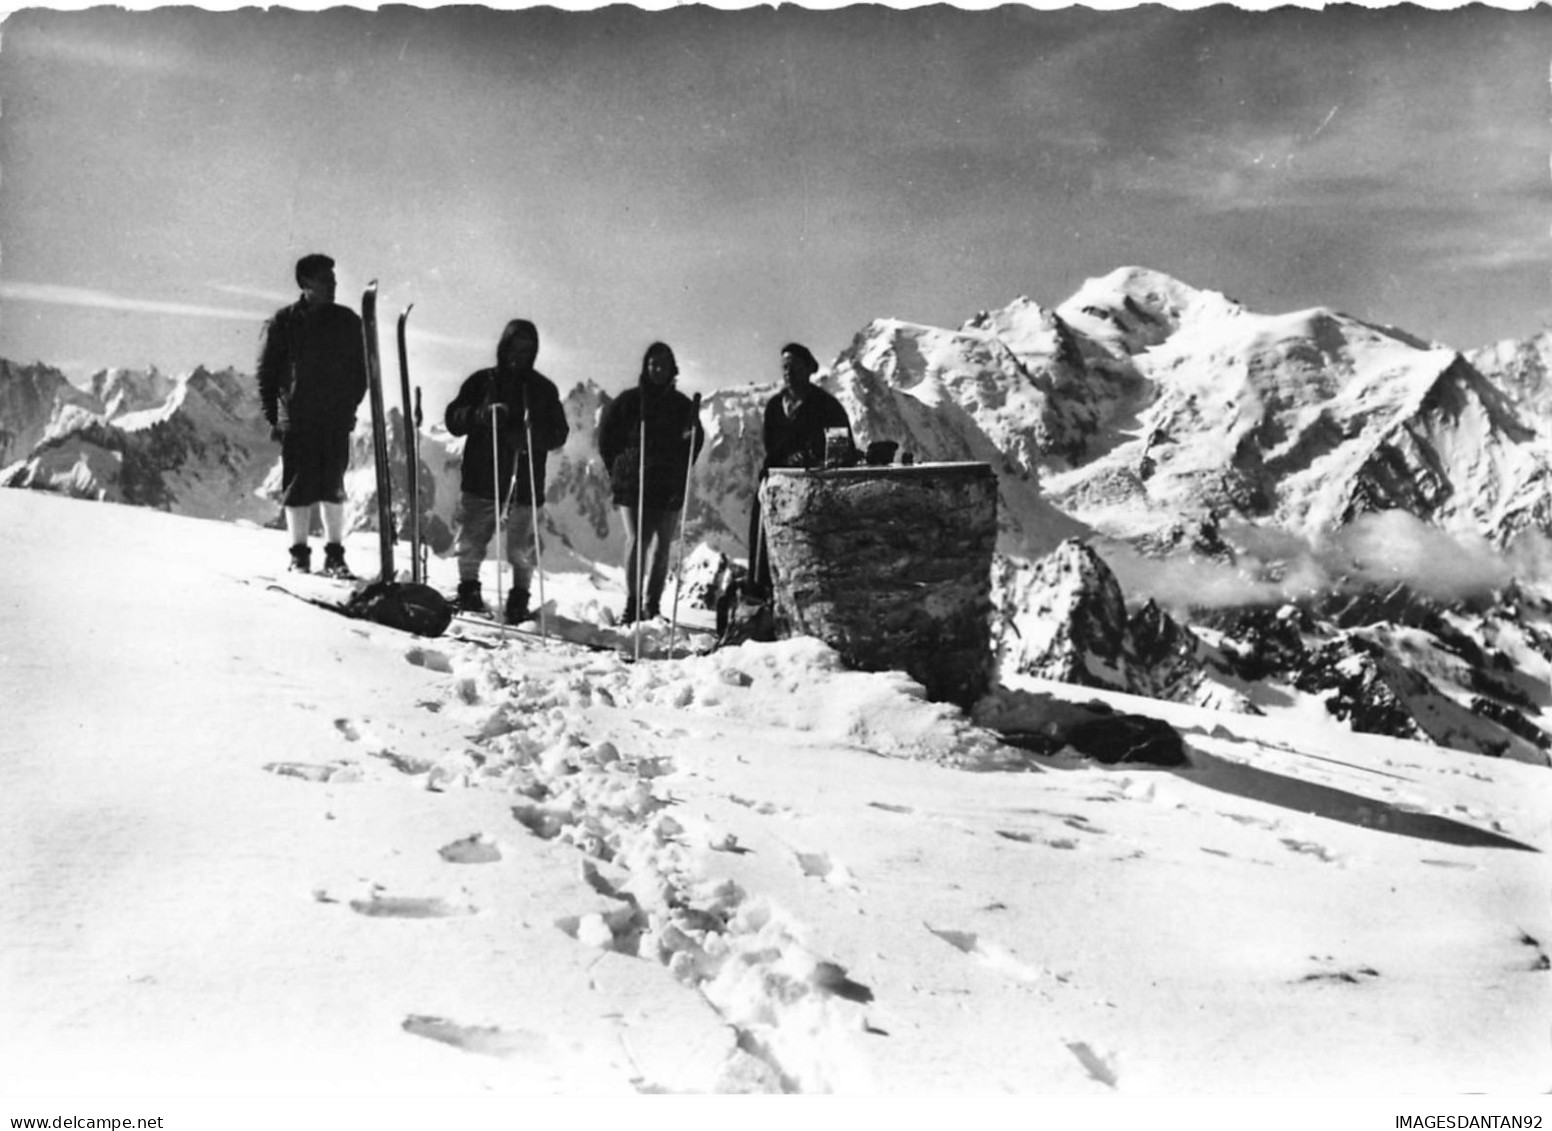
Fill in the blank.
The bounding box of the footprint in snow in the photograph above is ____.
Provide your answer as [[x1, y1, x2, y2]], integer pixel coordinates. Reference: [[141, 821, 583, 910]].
[[1065, 1041, 1120, 1090], [1218, 810, 1281, 831], [370, 747, 438, 776], [1280, 838, 1339, 863], [438, 834, 503, 864], [996, 830, 1079, 851], [404, 647, 454, 673], [926, 924, 1047, 985], [794, 850, 859, 890], [729, 794, 793, 818], [402, 1015, 554, 1061], [808, 960, 875, 1004], [263, 760, 359, 784], [1517, 932, 1550, 972], [1297, 963, 1380, 985], [348, 893, 477, 919], [867, 801, 914, 815], [334, 718, 361, 742], [511, 803, 570, 840], [579, 859, 635, 903], [554, 907, 645, 956]]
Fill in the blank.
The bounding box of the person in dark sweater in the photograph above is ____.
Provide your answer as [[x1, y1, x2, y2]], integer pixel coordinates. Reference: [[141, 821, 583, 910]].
[[746, 342, 854, 593], [256, 253, 367, 578], [597, 341, 705, 623], [443, 319, 569, 623]]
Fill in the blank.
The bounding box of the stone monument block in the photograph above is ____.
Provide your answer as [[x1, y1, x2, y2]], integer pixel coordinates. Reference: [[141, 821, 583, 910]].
[[760, 462, 997, 708]]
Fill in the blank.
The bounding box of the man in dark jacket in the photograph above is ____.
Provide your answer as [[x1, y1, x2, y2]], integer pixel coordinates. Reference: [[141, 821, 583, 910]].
[[443, 319, 569, 623], [596, 342, 705, 623], [746, 342, 854, 592], [256, 253, 367, 578]]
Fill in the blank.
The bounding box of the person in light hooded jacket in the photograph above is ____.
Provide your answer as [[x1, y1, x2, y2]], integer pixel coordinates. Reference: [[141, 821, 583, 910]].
[[443, 319, 569, 623], [597, 341, 705, 623]]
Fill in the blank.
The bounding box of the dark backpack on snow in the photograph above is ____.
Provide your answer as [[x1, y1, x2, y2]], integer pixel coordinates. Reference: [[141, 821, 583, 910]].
[[345, 580, 454, 637]]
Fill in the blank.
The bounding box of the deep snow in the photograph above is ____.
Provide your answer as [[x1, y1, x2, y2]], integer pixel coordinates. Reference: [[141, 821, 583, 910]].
[[2, 490, 1549, 1126]]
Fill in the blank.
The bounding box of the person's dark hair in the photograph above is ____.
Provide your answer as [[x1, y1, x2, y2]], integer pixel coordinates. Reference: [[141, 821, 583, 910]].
[[497, 319, 540, 367], [638, 341, 679, 387], [503, 318, 539, 344], [781, 342, 819, 376], [294, 253, 335, 288]]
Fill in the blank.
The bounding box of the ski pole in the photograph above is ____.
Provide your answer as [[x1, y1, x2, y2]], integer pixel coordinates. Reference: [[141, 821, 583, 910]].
[[634, 399, 648, 663], [668, 393, 702, 658], [752, 488, 767, 596], [522, 383, 547, 640], [361, 281, 394, 585], [414, 386, 427, 581], [396, 305, 419, 584], [491, 400, 505, 639]]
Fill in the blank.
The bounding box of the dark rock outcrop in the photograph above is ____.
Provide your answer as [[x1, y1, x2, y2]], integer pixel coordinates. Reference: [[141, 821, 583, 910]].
[[1064, 713, 1188, 767]]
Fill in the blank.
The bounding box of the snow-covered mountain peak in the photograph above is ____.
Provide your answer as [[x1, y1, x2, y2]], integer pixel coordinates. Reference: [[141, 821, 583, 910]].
[[1143, 304, 1460, 414], [1054, 265, 1244, 358], [1469, 329, 1552, 415], [845, 317, 992, 402], [1042, 289, 1550, 548], [90, 365, 178, 419], [961, 295, 1070, 360]]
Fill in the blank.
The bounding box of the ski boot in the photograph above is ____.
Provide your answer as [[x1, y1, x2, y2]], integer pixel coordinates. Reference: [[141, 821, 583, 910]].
[[619, 599, 638, 626], [643, 597, 661, 621], [319, 542, 354, 580], [454, 579, 488, 615], [288, 544, 312, 574], [504, 587, 530, 626]]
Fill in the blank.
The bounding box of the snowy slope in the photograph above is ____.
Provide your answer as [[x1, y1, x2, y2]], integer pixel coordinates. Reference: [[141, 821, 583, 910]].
[[3, 489, 1547, 1119]]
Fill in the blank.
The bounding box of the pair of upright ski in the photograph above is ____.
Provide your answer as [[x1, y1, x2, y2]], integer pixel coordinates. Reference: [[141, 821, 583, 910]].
[[321, 284, 452, 637], [361, 282, 425, 585]]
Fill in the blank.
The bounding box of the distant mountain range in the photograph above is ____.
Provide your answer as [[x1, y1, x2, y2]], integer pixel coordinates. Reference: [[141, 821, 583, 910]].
[[7, 266, 1552, 765]]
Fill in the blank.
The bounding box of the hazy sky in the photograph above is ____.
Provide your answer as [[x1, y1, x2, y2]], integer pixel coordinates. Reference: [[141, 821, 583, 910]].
[[1, 4, 1549, 411]]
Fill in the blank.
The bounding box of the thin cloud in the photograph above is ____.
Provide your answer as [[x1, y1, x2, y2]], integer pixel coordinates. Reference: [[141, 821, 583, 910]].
[[208, 282, 293, 305], [403, 324, 492, 351], [1, 282, 262, 322], [6, 21, 221, 79], [1428, 242, 1551, 274]]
